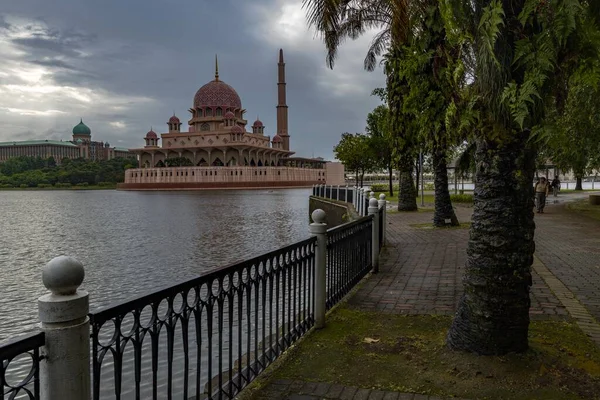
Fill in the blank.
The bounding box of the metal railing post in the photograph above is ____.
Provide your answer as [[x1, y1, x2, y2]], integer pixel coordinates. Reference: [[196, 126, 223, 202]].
[[345, 185, 349, 203], [38, 256, 90, 400], [357, 188, 363, 216], [336, 185, 340, 201], [309, 209, 328, 329], [379, 193, 387, 245], [363, 188, 370, 216], [368, 198, 380, 273]]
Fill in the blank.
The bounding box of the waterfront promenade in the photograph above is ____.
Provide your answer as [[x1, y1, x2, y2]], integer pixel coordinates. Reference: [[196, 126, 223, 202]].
[[242, 193, 600, 399]]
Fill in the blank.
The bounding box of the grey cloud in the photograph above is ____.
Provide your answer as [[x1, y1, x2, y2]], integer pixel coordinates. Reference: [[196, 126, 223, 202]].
[[0, 0, 386, 160], [0, 15, 10, 29], [29, 58, 77, 70]]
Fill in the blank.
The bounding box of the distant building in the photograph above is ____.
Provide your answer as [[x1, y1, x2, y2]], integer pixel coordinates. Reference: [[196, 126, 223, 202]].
[[121, 49, 343, 190], [0, 120, 131, 163]]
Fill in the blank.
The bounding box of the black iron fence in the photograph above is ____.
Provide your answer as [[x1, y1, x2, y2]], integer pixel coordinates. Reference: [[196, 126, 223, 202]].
[[2, 190, 385, 400], [89, 238, 316, 400], [0, 332, 45, 400], [325, 217, 373, 310]]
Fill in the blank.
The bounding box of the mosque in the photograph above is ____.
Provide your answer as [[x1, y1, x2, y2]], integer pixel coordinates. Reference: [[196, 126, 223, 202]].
[[120, 49, 344, 190]]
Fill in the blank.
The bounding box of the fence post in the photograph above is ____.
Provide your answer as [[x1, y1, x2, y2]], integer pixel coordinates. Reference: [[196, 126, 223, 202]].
[[310, 209, 328, 329], [354, 186, 358, 209], [345, 185, 349, 202], [363, 188, 370, 216], [368, 198, 380, 273], [336, 185, 340, 201], [38, 256, 90, 400], [379, 193, 387, 245]]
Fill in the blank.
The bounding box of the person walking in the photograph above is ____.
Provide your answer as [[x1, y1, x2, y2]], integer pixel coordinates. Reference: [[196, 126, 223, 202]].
[[551, 176, 561, 197], [535, 177, 550, 213]]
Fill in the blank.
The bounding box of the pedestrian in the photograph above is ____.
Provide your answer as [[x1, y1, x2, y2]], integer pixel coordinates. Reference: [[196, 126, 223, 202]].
[[551, 176, 561, 197], [535, 177, 550, 213]]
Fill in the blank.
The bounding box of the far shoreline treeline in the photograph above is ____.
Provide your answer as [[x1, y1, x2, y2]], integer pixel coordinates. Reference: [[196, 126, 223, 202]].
[[0, 156, 136, 189]]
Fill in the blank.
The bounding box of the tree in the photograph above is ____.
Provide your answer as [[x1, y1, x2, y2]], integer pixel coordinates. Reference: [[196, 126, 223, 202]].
[[365, 104, 396, 196], [394, 1, 461, 225], [333, 133, 375, 186], [445, 0, 600, 354], [541, 76, 600, 189], [302, 0, 418, 211]]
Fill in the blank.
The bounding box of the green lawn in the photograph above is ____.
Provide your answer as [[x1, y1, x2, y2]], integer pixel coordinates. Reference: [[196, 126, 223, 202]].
[[566, 199, 600, 222], [244, 306, 600, 400]]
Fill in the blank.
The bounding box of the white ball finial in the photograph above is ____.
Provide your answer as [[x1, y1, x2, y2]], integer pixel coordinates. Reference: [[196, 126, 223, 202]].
[[311, 209, 326, 224], [369, 197, 379, 207], [379, 193, 386, 200], [42, 256, 85, 295], [369, 191, 375, 198]]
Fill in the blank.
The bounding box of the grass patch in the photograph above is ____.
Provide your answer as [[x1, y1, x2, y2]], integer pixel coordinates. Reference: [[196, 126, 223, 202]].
[[566, 199, 600, 222], [253, 306, 600, 400]]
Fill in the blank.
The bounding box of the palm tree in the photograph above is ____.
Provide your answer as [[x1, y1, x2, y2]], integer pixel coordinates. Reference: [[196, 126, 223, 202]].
[[445, 0, 597, 354], [302, 0, 418, 211]]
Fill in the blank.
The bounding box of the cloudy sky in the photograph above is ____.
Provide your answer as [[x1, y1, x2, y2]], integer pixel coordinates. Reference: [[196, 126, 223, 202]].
[[0, 0, 385, 160]]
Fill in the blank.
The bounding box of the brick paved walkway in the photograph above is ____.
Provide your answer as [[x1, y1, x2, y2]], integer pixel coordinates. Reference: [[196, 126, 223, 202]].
[[348, 208, 568, 320], [243, 199, 600, 400]]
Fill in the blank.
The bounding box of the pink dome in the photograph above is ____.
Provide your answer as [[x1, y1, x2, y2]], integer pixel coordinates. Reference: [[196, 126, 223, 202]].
[[224, 111, 236, 119], [169, 115, 180, 123], [146, 130, 157, 139], [194, 80, 242, 109], [272, 135, 282, 143], [231, 125, 244, 133], [253, 119, 263, 127]]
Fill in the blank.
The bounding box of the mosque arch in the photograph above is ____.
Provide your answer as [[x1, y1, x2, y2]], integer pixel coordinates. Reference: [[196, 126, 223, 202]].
[[197, 158, 208, 166], [216, 107, 222, 117], [200, 123, 210, 131], [206, 108, 213, 117], [271, 161, 275, 166], [212, 157, 224, 166], [227, 157, 237, 166], [257, 160, 263, 167], [250, 158, 256, 167]]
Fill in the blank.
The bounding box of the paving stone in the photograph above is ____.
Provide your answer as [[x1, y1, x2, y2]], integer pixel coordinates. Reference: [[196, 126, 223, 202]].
[[368, 390, 386, 400], [352, 388, 371, 400], [312, 382, 332, 397], [382, 392, 400, 400], [325, 383, 345, 398], [338, 386, 358, 400]]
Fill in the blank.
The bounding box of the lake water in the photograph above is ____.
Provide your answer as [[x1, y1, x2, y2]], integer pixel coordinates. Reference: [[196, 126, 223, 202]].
[[0, 189, 311, 343]]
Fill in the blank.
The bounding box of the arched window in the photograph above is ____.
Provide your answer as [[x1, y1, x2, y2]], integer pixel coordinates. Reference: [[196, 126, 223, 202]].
[[216, 107, 222, 116], [206, 108, 213, 117], [201, 123, 210, 131]]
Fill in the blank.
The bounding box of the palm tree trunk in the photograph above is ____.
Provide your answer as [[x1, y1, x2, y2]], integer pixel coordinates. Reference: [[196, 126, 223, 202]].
[[398, 153, 418, 211], [433, 139, 458, 227], [414, 159, 420, 197], [388, 165, 394, 197], [447, 135, 535, 355]]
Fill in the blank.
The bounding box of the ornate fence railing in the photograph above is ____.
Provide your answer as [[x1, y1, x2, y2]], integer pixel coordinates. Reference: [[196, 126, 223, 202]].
[[88, 237, 316, 400], [312, 184, 354, 204], [325, 217, 373, 310], [0, 332, 45, 400], [2, 194, 386, 400]]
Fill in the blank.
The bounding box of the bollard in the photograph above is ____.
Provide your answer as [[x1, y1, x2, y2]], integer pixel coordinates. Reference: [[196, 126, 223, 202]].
[[309, 209, 328, 329], [38, 256, 90, 400], [379, 193, 387, 245], [368, 198, 380, 273]]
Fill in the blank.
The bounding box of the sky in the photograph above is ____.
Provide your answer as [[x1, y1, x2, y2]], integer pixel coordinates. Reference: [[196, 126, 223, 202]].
[[0, 0, 385, 160]]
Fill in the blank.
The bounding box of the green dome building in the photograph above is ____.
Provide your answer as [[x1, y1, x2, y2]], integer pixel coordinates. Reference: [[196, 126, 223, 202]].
[[72, 119, 91, 142]]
